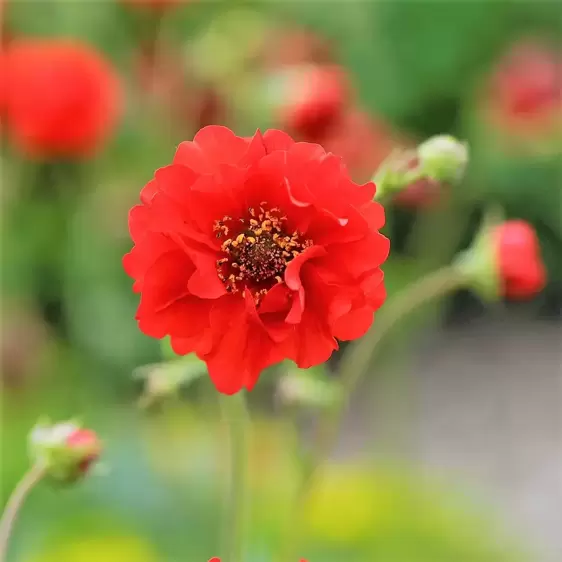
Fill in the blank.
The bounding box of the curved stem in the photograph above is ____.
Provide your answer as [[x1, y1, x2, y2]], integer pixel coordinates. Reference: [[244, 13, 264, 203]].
[[219, 392, 250, 562], [282, 265, 466, 559], [311, 265, 465, 475], [0, 464, 46, 562]]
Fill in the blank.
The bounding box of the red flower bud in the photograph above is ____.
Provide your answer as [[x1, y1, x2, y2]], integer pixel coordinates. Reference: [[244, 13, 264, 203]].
[[29, 421, 102, 482], [495, 220, 546, 299], [3, 39, 122, 159], [65, 428, 102, 475]]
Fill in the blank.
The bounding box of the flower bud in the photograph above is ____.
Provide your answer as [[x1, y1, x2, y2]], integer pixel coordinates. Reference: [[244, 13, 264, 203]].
[[417, 134, 469, 183], [495, 220, 547, 299], [29, 420, 101, 483], [457, 216, 547, 301], [373, 136, 468, 204]]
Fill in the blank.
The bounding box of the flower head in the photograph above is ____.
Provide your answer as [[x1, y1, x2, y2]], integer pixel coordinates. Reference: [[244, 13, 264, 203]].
[[3, 39, 121, 159], [495, 220, 546, 299], [266, 65, 348, 140], [29, 420, 102, 482], [124, 126, 388, 394], [487, 40, 562, 137]]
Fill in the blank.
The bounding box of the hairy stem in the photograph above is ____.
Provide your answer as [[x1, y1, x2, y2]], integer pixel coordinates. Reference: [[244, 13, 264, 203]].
[[219, 392, 250, 562], [0, 464, 46, 562]]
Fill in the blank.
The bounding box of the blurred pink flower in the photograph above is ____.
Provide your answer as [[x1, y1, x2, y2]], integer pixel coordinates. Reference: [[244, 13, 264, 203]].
[[485, 39, 562, 139]]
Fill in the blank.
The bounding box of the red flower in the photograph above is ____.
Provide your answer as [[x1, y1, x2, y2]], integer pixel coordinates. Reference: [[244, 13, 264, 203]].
[[486, 40, 562, 137], [495, 220, 546, 299], [3, 39, 121, 159], [273, 65, 348, 140], [124, 126, 388, 394]]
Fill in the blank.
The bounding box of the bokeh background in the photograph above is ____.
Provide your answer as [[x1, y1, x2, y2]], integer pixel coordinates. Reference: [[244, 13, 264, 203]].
[[1, 1, 561, 561]]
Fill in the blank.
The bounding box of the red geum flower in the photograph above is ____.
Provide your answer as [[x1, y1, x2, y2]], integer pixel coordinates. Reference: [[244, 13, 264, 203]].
[[3, 39, 121, 159], [487, 40, 562, 137], [495, 220, 546, 299], [124, 126, 388, 394], [269, 65, 348, 141]]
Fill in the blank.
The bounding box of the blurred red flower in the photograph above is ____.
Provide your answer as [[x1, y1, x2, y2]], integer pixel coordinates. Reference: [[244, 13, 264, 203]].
[[495, 220, 546, 299], [486, 40, 562, 137], [124, 126, 388, 394], [272, 65, 348, 141], [2, 39, 121, 159]]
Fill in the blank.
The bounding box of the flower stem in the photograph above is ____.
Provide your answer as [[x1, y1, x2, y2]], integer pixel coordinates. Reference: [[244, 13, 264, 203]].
[[219, 392, 250, 562], [283, 264, 466, 557], [0, 464, 46, 562]]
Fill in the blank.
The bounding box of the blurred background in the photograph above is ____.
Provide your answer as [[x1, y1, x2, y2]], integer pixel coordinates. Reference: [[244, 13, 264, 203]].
[[1, 1, 561, 561]]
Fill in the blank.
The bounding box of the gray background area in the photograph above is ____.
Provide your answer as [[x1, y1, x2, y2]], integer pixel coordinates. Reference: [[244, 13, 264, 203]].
[[337, 314, 562, 562]]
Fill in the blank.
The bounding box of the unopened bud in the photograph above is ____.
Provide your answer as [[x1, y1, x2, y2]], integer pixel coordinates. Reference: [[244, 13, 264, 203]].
[[374, 136, 469, 203], [29, 420, 101, 483], [417, 134, 469, 183], [455, 210, 546, 302]]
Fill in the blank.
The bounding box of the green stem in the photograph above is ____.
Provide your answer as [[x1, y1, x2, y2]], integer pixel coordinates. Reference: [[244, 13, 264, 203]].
[[219, 392, 250, 562], [283, 264, 466, 558], [0, 464, 45, 562]]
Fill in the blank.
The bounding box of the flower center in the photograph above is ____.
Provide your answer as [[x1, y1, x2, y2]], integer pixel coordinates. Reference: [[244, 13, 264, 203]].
[[214, 204, 311, 302]]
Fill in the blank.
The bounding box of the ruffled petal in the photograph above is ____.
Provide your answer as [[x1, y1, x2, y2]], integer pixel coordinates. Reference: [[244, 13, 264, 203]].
[[284, 245, 326, 291], [263, 129, 295, 152], [332, 306, 374, 341]]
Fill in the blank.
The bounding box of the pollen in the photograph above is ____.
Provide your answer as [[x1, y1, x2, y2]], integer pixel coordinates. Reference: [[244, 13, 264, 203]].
[[214, 205, 312, 305]]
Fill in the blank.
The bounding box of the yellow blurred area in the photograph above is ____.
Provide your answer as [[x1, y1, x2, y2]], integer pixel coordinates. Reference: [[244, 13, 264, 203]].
[[26, 535, 159, 562], [303, 465, 393, 544]]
